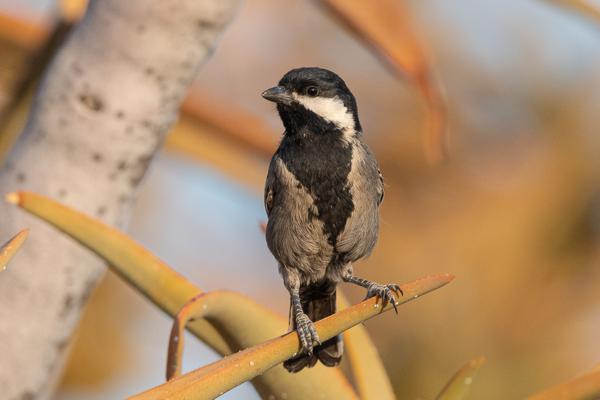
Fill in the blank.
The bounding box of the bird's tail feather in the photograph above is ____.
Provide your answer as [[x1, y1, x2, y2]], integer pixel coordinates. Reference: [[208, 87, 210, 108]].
[[284, 282, 342, 373]]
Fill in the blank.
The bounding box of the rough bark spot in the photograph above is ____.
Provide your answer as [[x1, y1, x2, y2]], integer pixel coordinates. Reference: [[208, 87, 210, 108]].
[[18, 391, 36, 400], [80, 279, 97, 307], [197, 18, 216, 29], [96, 205, 107, 217], [55, 338, 69, 352], [204, 45, 216, 59], [78, 93, 104, 112], [128, 154, 153, 187], [61, 295, 74, 317], [137, 155, 152, 170], [177, 76, 188, 86], [45, 355, 59, 374], [129, 173, 144, 187], [71, 62, 83, 76]]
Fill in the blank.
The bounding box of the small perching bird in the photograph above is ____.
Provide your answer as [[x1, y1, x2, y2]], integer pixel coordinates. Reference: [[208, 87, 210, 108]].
[[262, 67, 401, 373]]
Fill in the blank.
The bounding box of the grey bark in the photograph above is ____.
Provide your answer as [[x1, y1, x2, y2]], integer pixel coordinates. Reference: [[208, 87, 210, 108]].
[[0, 1, 240, 399]]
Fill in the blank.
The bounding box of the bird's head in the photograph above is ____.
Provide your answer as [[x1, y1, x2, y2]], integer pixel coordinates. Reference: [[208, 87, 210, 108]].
[[262, 67, 361, 136]]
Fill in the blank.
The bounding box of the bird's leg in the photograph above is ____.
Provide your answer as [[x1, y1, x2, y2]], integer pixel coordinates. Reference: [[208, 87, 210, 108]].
[[342, 272, 403, 314], [289, 286, 320, 355]]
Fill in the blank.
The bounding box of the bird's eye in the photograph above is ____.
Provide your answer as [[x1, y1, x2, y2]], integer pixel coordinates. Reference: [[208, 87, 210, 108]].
[[306, 86, 319, 97]]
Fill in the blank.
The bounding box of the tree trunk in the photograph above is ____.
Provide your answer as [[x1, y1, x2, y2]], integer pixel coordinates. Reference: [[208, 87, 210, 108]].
[[0, 1, 239, 398]]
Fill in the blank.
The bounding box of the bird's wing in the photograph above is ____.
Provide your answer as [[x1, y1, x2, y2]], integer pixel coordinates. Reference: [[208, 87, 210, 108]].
[[377, 168, 384, 206], [264, 155, 278, 217]]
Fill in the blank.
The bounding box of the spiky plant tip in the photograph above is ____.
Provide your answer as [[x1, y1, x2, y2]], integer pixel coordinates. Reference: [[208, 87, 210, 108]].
[[5, 192, 21, 205], [0, 228, 29, 271]]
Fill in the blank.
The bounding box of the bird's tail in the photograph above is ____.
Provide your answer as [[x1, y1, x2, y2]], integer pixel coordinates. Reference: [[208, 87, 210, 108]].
[[284, 281, 343, 373]]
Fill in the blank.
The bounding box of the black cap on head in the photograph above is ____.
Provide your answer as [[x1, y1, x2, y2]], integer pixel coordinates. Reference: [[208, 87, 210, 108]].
[[262, 67, 361, 134]]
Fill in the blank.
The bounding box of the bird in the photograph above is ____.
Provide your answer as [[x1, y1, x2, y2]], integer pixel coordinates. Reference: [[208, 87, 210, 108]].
[[262, 67, 401, 373]]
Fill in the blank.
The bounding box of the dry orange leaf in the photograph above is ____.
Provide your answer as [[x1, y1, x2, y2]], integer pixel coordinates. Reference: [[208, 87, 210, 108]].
[[181, 92, 279, 160], [7, 191, 360, 400], [133, 274, 454, 400], [0, 13, 47, 50], [527, 367, 600, 400], [0, 228, 29, 271], [58, 0, 89, 23], [339, 292, 400, 400], [436, 357, 485, 400], [317, 0, 447, 164], [546, 0, 600, 26]]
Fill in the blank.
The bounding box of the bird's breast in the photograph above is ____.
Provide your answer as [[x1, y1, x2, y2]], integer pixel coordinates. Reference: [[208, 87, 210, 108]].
[[278, 133, 354, 248]]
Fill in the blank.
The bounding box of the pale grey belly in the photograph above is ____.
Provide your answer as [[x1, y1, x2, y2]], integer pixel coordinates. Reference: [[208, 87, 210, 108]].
[[266, 200, 379, 286], [266, 198, 334, 284]]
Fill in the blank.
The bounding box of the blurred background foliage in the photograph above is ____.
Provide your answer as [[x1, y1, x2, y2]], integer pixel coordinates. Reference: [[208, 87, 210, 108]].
[[1, 0, 600, 399]]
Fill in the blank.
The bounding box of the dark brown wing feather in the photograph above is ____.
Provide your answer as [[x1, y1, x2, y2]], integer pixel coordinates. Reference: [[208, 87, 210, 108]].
[[377, 168, 384, 206], [264, 155, 278, 216]]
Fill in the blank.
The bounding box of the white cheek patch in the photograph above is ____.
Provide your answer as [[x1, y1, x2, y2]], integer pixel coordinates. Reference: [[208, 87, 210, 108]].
[[292, 93, 355, 134]]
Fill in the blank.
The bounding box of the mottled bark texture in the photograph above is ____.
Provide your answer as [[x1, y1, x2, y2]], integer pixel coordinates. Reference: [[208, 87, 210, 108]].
[[0, 1, 239, 399]]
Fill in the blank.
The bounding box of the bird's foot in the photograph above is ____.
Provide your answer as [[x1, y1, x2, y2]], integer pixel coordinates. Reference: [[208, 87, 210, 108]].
[[294, 312, 320, 355], [365, 283, 403, 314]]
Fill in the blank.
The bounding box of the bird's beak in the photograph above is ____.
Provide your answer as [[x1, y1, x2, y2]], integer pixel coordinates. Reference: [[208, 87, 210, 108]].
[[261, 86, 293, 105]]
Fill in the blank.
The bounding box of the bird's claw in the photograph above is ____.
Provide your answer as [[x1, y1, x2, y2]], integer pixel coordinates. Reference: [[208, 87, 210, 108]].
[[295, 313, 320, 355], [390, 283, 403, 297], [365, 283, 403, 314]]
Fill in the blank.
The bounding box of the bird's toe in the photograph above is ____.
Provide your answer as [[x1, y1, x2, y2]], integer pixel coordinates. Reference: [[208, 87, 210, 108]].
[[365, 283, 400, 313], [390, 283, 403, 296], [295, 313, 320, 354]]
